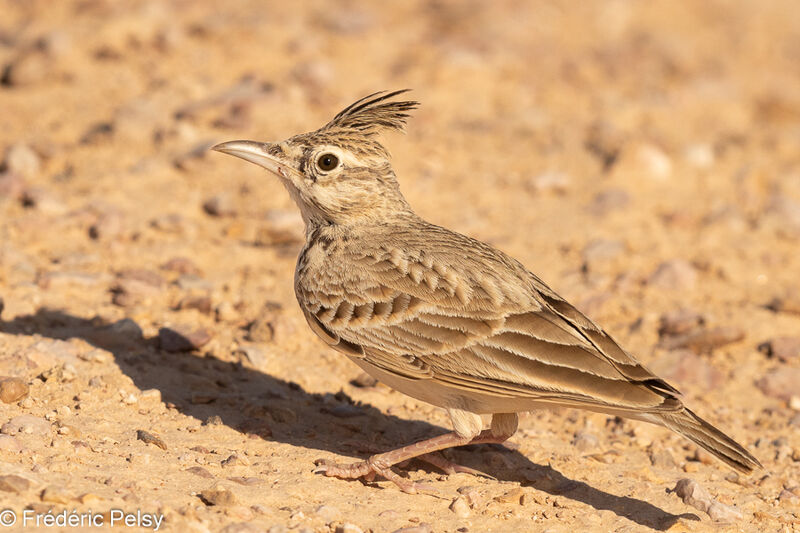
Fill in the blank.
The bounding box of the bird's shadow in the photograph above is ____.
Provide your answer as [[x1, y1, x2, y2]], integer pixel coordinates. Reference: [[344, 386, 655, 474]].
[[1, 309, 697, 530]]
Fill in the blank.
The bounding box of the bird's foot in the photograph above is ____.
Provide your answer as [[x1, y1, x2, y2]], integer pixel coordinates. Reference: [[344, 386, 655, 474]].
[[313, 457, 436, 494], [414, 451, 494, 479]]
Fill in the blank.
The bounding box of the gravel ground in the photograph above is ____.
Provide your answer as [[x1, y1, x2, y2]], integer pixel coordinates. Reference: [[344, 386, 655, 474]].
[[1, 1, 799, 532]]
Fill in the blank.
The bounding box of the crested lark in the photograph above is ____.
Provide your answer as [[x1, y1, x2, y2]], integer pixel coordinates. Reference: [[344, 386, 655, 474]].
[[213, 90, 760, 493]]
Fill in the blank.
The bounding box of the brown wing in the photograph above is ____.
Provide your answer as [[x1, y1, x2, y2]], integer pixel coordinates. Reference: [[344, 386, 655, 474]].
[[297, 225, 680, 414]]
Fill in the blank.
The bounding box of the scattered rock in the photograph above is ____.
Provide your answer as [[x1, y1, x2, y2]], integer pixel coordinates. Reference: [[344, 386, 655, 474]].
[[2, 143, 40, 178], [176, 294, 213, 314], [200, 487, 239, 506], [111, 273, 163, 307], [449, 495, 471, 518], [24, 339, 81, 366], [778, 489, 799, 505], [161, 256, 202, 275], [390, 526, 433, 533], [0, 435, 22, 452], [159, 325, 213, 352], [1, 414, 51, 436], [684, 143, 715, 169], [221, 453, 249, 467], [175, 274, 213, 291], [247, 302, 284, 342], [572, 431, 600, 452], [582, 239, 624, 269], [0, 171, 26, 199], [254, 209, 304, 246], [335, 524, 364, 533], [765, 291, 800, 316], [527, 171, 570, 194], [237, 344, 269, 368], [20, 187, 67, 214], [649, 448, 677, 469], [658, 309, 705, 337], [672, 478, 742, 522], [350, 372, 378, 388], [0, 376, 28, 403], [314, 504, 340, 521], [186, 466, 214, 479], [634, 143, 672, 180], [0, 474, 32, 493], [136, 430, 167, 450], [757, 368, 800, 402], [220, 524, 264, 533], [584, 121, 623, 171], [88, 210, 124, 240], [762, 195, 800, 239], [40, 363, 77, 383], [648, 259, 697, 290], [494, 487, 525, 504], [322, 404, 364, 418], [658, 327, 745, 354], [202, 194, 236, 217], [215, 301, 239, 322], [589, 188, 630, 216], [40, 485, 72, 504], [650, 349, 723, 389], [758, 337, 800, 362]]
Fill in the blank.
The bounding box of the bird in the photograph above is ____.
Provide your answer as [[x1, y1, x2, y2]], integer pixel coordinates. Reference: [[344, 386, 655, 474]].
[[212, 89, 760, 493]]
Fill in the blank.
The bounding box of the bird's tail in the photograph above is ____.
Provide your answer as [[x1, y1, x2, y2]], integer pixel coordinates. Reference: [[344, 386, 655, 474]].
[[654, 408, 761, 473]]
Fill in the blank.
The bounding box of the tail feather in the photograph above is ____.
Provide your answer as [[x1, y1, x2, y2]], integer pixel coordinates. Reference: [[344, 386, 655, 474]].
[[657, 408, 761, 473]]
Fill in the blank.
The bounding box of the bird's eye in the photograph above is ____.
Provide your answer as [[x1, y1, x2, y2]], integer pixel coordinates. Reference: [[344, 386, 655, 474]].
[[316, 153, 339, 172]]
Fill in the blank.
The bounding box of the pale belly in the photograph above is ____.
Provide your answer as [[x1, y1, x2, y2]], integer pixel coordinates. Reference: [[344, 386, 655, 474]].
[[345, 355, 553, 415]]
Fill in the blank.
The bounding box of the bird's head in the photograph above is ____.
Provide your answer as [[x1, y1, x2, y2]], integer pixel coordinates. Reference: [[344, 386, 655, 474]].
[[212, 90, 418, 228]]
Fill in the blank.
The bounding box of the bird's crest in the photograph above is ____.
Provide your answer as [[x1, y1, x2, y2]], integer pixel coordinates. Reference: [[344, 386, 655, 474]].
[[322, 89, 418, 137]]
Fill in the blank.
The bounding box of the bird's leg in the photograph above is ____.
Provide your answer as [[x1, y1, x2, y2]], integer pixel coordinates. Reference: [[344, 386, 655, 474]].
[[314, 429, 509, 493], [413, 451, 494, 478], [413, 412, 518, 478]]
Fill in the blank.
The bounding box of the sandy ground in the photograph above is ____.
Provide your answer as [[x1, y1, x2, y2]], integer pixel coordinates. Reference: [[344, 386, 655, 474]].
[[1, 1, 800, 531]]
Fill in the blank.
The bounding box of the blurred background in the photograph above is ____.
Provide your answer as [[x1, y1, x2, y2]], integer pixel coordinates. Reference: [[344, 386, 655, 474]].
[[1, 1, 799, 531]]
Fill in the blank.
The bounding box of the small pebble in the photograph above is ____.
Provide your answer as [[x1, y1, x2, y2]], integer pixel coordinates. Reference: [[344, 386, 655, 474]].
[[449, 496, 471, 518], [254, 209, 304, 246], [658, 327, 745, 354], [3, 143, 40, 178], [0, 435, 22, 452], [658, 309, 705, 337], [136, 429, 167, 450], [159, 325, 213, 352], [0, 474, 32, 493], [221, 453, 249, 467], [185, 466, 214, 479], [220, 524, 263, 533], [758, 337, 800, 363], [335, 524, 364, 533], [350, 372, 378, 388], [757, 368, 800, 401], [40, 485, 72, 504], [0, 376, 29, 403], [203, 194, 236, 217], [648, 259, 697, 291], [589, 188, 630, 216], [314, 504, 340, 521], [200, 487, 239, 506], [572, 431, 599, 452], [1, 414, 51, 436]]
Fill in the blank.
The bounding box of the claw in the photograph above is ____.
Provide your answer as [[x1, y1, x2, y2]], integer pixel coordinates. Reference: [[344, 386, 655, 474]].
[[313, 457, 422, 493]]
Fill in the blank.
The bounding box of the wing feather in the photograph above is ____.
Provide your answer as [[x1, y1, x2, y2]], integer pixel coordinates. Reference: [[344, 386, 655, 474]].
[[298, 224, 679, 412]]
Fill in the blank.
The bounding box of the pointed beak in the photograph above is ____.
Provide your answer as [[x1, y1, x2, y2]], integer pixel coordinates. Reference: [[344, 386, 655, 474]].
[[211, 140, 291, 180]]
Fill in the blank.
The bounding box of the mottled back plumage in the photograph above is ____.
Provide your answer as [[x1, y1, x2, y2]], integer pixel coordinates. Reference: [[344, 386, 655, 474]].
[[212, 90, 760, 492]]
